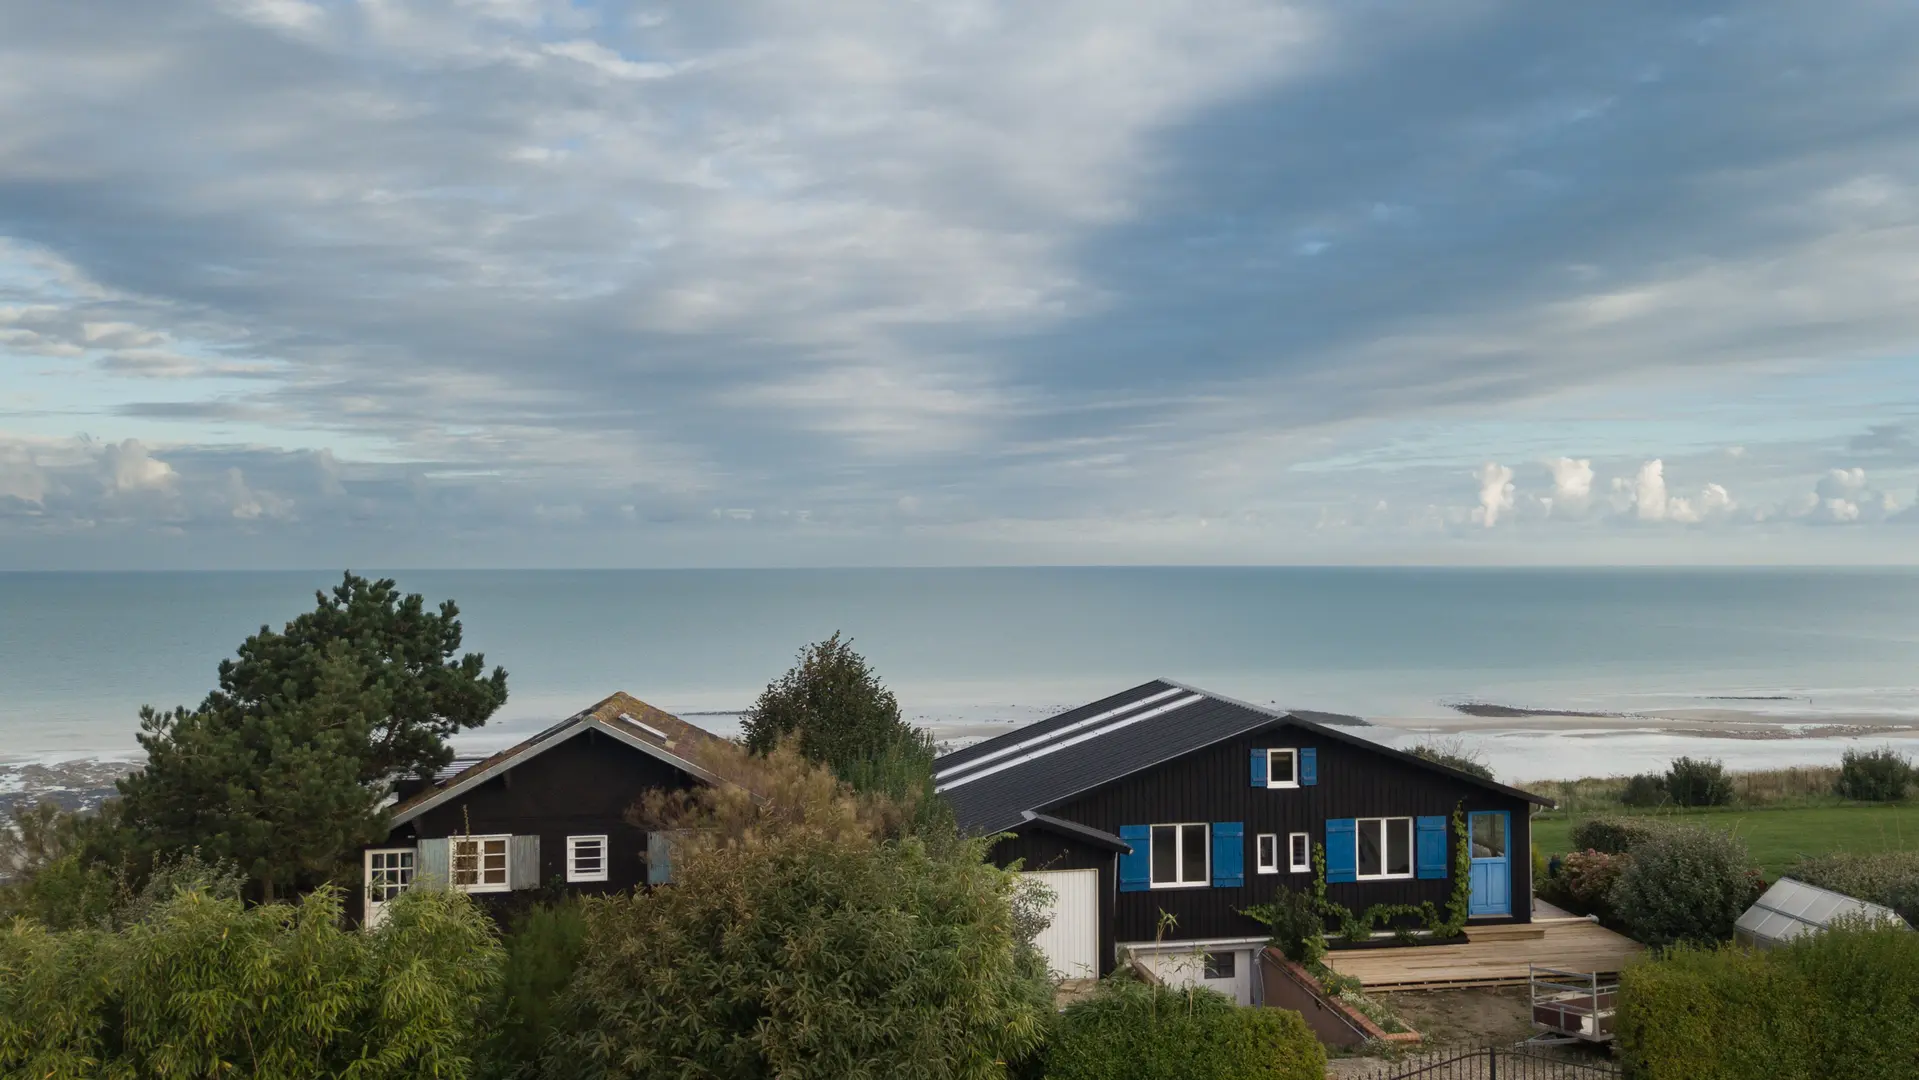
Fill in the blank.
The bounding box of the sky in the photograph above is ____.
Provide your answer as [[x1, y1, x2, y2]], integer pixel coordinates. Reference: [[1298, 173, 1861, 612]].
[[3, 1, 1919, 568]]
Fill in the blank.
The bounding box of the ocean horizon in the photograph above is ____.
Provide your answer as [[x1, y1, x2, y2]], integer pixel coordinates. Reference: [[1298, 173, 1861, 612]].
[[5, 566, 1919, 782]]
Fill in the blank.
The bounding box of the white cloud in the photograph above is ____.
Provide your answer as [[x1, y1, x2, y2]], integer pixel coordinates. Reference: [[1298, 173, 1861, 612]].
[[1609, 460, 1734, 525], [0, 445, 47, 505], [1472, 461, 1514, 527], [1544, 457, 1594, 517], [102, 440, 177, 495]]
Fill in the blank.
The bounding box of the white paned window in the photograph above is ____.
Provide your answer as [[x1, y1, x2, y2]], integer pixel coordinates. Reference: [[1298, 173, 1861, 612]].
[[1255, 833, 1279, 874], [366, 849, 414, 902], [567, 835, 609, 883], [1355, 818, 1414, 880], [1289, 832, 1311, 873], [451, 835, 510, 893], [1149, 823, 1209, 888], [1266, 748, 1298, 788]]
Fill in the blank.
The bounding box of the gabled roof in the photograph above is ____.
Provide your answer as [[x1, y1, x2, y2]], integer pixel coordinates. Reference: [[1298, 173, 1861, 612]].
[[387, 692, 736, 827], [935, 680, 1550, 834]]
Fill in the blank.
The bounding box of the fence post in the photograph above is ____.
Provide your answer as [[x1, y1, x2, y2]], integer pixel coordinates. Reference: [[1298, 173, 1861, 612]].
[[1487, 1043, 1497, 1080]]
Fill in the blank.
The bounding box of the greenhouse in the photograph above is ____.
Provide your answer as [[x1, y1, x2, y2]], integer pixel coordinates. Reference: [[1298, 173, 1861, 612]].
[[1734, 876, 1909, 950]]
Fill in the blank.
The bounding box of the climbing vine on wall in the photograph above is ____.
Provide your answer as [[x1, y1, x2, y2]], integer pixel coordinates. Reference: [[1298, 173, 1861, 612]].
[[1246, 802, 1474, 954]]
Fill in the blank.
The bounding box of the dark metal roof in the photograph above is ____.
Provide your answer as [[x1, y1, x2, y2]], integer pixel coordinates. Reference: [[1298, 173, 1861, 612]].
[[1018, 810, 1133, 853], [936, 680, 1550, 835]]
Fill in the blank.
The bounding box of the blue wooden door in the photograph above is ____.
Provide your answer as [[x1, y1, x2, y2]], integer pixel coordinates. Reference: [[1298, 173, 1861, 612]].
[[1467, 811, 1512, 917]]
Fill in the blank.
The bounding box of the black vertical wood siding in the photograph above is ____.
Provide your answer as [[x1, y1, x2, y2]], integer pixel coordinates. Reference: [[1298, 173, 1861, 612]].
[[1036, 722, 1534, 951], [367, 728, 700, 920]]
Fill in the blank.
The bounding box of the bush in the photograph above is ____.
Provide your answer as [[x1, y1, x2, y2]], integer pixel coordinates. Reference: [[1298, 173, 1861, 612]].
[[0, 884, 502, 1079], [1617, 923, 1919, 1080], [1834, 747, 1912, 802], [548, 829, 1052, 1080], [1568, 816, 1673, 855], [1619, 772, 1668, 808], [1788, 851, 1919, 925], [1608, 827, 1754, 946], [482, 899, 589, 1079], [1242, 887, 1325, 967], [1543, 849, 1630, 920], [1664, 756, 1733, 807], [1043, 977, 1324, 1080]]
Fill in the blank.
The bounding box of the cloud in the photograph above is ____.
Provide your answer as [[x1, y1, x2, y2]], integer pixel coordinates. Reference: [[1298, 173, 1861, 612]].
[[0, 445, 47, 505], [1472, 462, 1514, 527], [1607, 460, 1735, 525], [3, 2, 1919, 566], [1780, 466, 1898, 525], [101, 439, 177, 495], [1544, 457, 1594, 517]]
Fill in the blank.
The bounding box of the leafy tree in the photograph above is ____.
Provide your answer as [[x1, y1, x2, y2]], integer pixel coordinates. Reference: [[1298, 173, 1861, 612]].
[[1406, 738, 1495, 782], [0, 885, 503, 1079], [566, 746, 1052, 1080], [742, 632, 910, 777]]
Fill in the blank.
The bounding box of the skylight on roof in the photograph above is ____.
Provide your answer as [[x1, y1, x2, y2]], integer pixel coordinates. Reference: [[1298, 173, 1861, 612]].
[[619, 712, 670, 741]]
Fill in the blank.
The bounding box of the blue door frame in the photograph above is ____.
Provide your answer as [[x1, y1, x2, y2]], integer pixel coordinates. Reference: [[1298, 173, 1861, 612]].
[[1467, 811, 1512, 917]]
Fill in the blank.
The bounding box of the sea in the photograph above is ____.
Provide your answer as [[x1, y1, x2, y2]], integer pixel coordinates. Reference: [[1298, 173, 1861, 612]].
[[4, 568, 1919, 784]]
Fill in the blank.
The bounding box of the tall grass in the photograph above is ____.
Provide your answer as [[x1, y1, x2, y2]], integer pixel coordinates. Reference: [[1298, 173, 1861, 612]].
[[1527, 765, 1846, 815]]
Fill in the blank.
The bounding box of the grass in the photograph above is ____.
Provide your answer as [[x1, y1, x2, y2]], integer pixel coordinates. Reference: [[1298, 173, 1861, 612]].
[[1533, 803, 1919, 877]]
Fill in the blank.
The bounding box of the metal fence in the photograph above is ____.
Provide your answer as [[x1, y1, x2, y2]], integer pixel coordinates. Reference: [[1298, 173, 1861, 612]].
[[1348, 1042, 1623, 1080]]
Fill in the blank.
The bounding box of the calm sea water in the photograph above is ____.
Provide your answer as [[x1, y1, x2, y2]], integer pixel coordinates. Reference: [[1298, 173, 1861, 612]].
[[5, 568, 1919, 771]]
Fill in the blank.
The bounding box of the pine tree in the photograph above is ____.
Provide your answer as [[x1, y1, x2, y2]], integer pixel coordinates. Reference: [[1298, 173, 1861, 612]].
[[114, 573, 509, 900]]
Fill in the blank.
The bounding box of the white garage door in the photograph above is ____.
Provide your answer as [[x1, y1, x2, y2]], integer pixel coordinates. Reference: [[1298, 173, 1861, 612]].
[[1021, 869, 1099, 980]]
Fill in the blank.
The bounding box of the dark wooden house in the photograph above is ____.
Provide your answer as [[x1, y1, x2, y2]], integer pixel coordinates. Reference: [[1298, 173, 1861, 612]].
[[937, 681, 1552, 1003], [357, 692, 735, 926]]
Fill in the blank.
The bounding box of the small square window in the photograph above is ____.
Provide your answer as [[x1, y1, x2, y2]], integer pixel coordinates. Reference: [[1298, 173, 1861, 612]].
[[1266, 749, 1298, 788], [1256, 833, 1279, 874], [1288, 832, 1311, 873], [1203, 951, 1237, 980], [567, 835, 609, 883]]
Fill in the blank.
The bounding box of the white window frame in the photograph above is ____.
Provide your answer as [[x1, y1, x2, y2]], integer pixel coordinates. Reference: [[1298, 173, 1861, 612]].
[[1148, 822, 1210, 889], [451, 834, 512, 894], [1354, 817, 1415, 881], [1255, 833, 1279, 875], [1288, 832, 1312, 874], [1203, 950, 1237, 980], [566, 835, 609, 883], [1265, 748, 1299, 789]]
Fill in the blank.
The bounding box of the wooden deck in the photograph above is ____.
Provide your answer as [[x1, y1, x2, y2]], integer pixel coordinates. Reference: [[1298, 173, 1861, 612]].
[[1322, 905, 1644, 991]]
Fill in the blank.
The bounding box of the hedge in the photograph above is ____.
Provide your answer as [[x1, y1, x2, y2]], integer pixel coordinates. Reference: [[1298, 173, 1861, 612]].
[[1608, 827, 1755, 947], [1043, 977, 1324, 1080], [1616, 924, 1919, 1080], [1786, 851, 1919, 925]]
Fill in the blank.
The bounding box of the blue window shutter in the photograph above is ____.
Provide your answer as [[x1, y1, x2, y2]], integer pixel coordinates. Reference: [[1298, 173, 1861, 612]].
[[1118, 825, 1150, 892], [1300, 748, 1318, 786], [647, 831, 674, 885], [1325, 819, 1356, 883], [1416, 816, 1448, 879], [1250, 749, 1267, 787], [1211, 823, 1244, 887]]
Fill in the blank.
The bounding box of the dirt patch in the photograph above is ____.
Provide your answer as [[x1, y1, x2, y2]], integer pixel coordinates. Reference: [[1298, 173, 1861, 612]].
[[1376, 987, 1534, 1048], [1321, 988, 1537, 1076]]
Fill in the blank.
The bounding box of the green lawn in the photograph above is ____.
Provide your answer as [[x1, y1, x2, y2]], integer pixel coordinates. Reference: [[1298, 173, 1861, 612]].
[[1533, 803, 1919, 877]]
